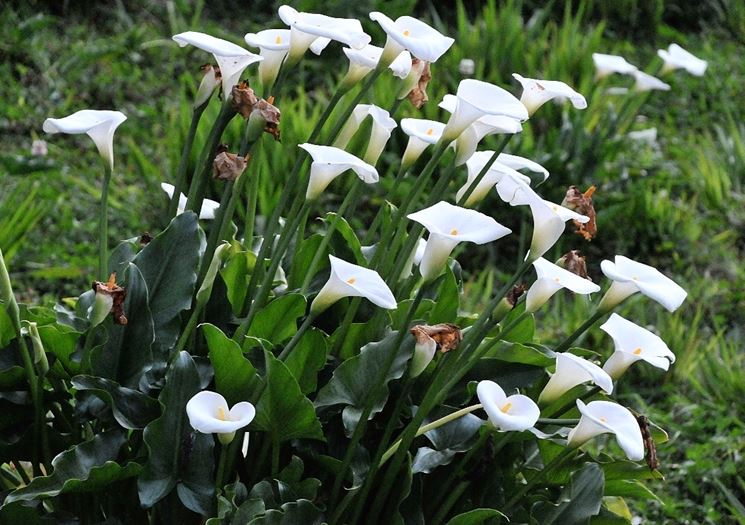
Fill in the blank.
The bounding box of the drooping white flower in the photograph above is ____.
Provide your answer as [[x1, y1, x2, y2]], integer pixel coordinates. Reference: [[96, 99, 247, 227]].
[[441, 79, 529, 141], [592, 53, 638, 79], [456, 151, 531, 206], [409, 328, 436, 378], [598, 255, 687, 313], [538, 352, 613, 405], [160, 182, 220, 220], [42, 110, 127, 171], [512, 73, 587, 116], [496, 153, 549, 181], [477, 380, 540, 432], [369, 12, 454, 65], [525, 257, 601, 312], [244, 29, 291, 87], [172, 32, 263, 95], [658, 43, 707, 76], [333, 104, 397, 165], [186, 390, 256, 445], [342, 45, 412, 87], [298, 143, 378, 200], [278, 5, 370, 65], [567, 400, 645, 461], [310, 255, 396, 314], [633, 70, 670, 92], [400, 118, 446, 169], [407, 201, 511, 281], [600, 313, 675, 379]]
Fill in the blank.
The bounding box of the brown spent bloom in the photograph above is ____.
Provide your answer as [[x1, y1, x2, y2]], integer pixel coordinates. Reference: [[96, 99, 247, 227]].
[[92, 273, 127, 325], [257, 96, 281, 141], [562, 185, 597, 241], [213, 151, 249, 181], [636, 414, 660, 471], [231, 81, 259, 118], [410, 323, 462, 353], [139, 232, 153, 246], [506, 283, 527, 307], [558, 250, 591, 280], [201, 63, 221, 81], [408, 59, 432, 109]]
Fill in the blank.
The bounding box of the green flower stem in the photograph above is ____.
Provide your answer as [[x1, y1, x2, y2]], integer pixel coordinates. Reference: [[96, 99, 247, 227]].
[[388, 96, 405, 117], [431, 480, 470, 525], [329, 297, 361, 358], [360, 163, 408, 246], [215, 442, 229, 490], [271, 435, 281, 478], [243, 165, 260, 245], [323, 68, 384, 145], [503, 447, 578, 513], [538, 418, 580, 425], [553, 309, 605, 353], [329, 486, 360, 525], [300, 180, 363, 294], [542, 386, 602, 420], [455, 135, 512, 207], [276, 313, 316, 362], [379, 404, 484, 465], [98, 164, 112, 280], [168, 102, 209, 218]]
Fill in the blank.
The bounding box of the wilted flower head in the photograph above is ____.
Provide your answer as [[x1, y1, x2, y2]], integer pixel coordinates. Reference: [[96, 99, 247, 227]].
[[525, 257, 600, 312], [562, 185, 597, 241], [43, 110, 127, 171], [633, 70, 671, 92], [89, 273, 127, 327], [409, 323, 461, 377], [406, 59, 432, 109], [333, 104, 397, 165], [538, 352, 613, 405], [186, 390, 256, 445], [298, 144, 378, 200], [658, 43, 707, 76], [369, 12, 454, 65], [342, 45, 412, 88], [598, 255, 687, 313], [512, 73, 587, 116], [310, 255, 396, 314], [407, 201, 511, 281], [194, 64, 221, 108], [213, 150, 249, 181], [160, 183, 220, 219], [600, 313, 676, 379], [592, 53, 638, 79], [477, 380, 540, 432], [400, 118, 446, 169], [567, 399, 645, 461]]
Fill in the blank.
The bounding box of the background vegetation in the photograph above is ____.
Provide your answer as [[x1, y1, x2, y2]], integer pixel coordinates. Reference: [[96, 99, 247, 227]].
[[1, 0, 743, 522]]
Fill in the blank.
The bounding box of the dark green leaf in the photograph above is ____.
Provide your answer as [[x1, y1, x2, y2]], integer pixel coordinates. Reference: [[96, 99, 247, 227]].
[[247, 294, 306, 345], [37, 324, 81, 377], [325, 212, 365, 265], [445, 508, 508, 524], [482, 341, 555, 367], [203, 323, 260, 406], [603, 480, 661, 502], [71, 375, 161, 430], [246, 499, 323, 525], [288, 234, 326, 291], [429, 267, 460, 324], [284, 328, 327, 394], [532, 462, 605, 525], [221, 249, 256, 315]]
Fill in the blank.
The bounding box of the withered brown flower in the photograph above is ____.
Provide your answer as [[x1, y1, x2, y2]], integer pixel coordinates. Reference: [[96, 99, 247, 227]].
[[231, 81, 259, 118], [92, 273, 127, 325], [563, 185, 597, 241], [558, 250, 591, 280], [213, 151, 249, 181], [407, 59, 431, 109], [410, 323, 462, 353]]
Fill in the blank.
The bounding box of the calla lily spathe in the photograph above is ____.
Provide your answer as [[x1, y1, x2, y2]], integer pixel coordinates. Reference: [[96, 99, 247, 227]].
[[496, 153, 549, 181], [441, 79, 529, 141], [172, 32, 263, 96], [538, 352, 613, 405], [186, 390, 256, 445], [658, 43, 707, 76], [477, 380, 540, 432], [456, 151, 531, 207], [369, 12, 454, 65], [333, 104, 397, 165], [409, 328, 437, 377], [310, 255, 396, 314], [512, 73, 587, 116], [298, 144, 378, 200], [525, 257, 601, 312], [43, 110, 127, 171], [342, 45, 412, 87], [407, 201, 511, 281], [598, 255, 687, 313], [194, 65, 221, 108], [567, 400, 645, 461], [244, 29, 291, 87], [161, 183, 219, 219], [633, 70, 671, 92], [592, 53, 638, 79], [279, 5, 370, 65], [600, 313, 675, 379], [400, 118, 446, 169]]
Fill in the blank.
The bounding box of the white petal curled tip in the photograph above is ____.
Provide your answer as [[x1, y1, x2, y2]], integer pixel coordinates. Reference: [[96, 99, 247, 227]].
[[477, 380, 540, 432], [599, 255, 687, 312], [525, 257, 601, 312], [592, 53, 638, 78], [413, 238, 427, 265], [401, 119, 446, 144], [310, 255, 397, 314], [244, 29, 291, 51], [369, 11, 454, 63], [658, 43, 707, 76], [298, 143, 378, 200], [42, 110, 127, 170], [343, 46, 413, 79], [497, 153, 549, 181], [160, 182, 220, 220], [457, 154, 528, 206], [538, 352, 613, 405], [186, 391, 256, 434], [633, 70, 671, 92], [600, 313, 675, 379], [172, 31, 263, 94], [512, 73, 587, 116], [568, 400, 645, 461]]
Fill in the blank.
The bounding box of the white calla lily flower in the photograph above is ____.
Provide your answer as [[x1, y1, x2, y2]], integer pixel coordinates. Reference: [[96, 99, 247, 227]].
[[42, 110, 127, 171], [658, 43, 707, 76], [456, 151, 531, 207], [161, 183, 219, 220], [409, 328, 437, 378], [525, 257, 601, 312], [342, 45, 412, 87], [298, 143, 378, 200], [496, 153, 549, 181], [633, 70, 670, 92], [592, 53, 638, 79], [407, 201, 511, 281], [400, 118, 446, 169], [194, 65, 221, 108], [279, 5, 370, 65], [369, 12, 454, 65], [172, 32, 263, 96], [512, 73, 587, 116], [441, 79, 529, 141], [598, 255, 687, 313], [186, 390, 256, 445], [477, 380, 540, 432], [333, 104, 397, 165], [244, 29, 291, 87], [600, 313, 676, 379], [567, 400, 645, 461], [538, 352, 613, 405], [310, 255, 397, 314]]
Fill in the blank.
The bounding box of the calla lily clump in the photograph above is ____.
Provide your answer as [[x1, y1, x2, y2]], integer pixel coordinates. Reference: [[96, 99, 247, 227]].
[[4, 5, 704, 524]]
